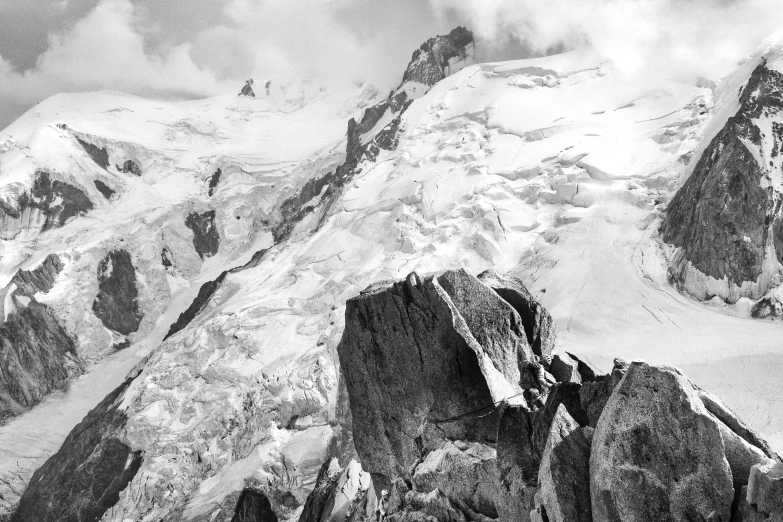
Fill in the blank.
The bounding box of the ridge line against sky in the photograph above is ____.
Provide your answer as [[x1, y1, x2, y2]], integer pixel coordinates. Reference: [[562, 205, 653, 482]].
[[1, 0, 783, 131]]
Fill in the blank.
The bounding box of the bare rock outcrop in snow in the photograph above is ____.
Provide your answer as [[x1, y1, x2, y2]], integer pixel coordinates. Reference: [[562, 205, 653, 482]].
[[330, 271, 780, 522], [92, 249, 144, 337]]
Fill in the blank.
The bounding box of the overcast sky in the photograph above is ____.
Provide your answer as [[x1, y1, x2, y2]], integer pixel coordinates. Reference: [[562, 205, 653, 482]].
[[1, 0, 782, 130]]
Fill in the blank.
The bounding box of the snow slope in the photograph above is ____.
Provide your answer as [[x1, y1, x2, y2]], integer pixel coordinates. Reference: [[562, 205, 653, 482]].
[[0, 78, 379, 513]]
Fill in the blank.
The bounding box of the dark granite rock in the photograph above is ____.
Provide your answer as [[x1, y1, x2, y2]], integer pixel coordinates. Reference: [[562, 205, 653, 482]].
[[116, 160, 141, 176], [478, 270, 556, 358], [579, 359, 628, 428], [92, 250, 144, 335], [535, 405, 593, 522], [239, 79, 256, 98], [0, 300, 77, 418], [298, 459, 342, 522], [10, 253, 64, 296], [401, 27, 473, 87], [164, 271, 227, 340], [208, 167, 222, 197], [662, 62, 783, 291], [231, 489, 278, 522], [186, 210, 220, 259], [12, 377, 142, 522], [93, 179, 115, 199], [77, 138, 110, 169], [161, 247, 173, 268], [735, 461, 783, 522], [338, 270, 528, 484], [18, 170, 94, 232], [590, 362, 734, 522], [550, 354, 581, 383]]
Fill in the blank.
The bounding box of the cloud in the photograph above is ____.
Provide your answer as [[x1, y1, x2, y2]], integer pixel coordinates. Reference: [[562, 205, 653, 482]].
[[427, 0, 783, 81], [3, 0, 783, 130], [0, 0, 229, 129]]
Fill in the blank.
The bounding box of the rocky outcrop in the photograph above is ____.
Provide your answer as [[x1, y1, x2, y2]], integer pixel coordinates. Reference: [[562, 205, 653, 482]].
[[94, 179, 115, 199], [328, 271, 779, 522], [0, 171, 94, 240], [533, 405, 592, 522], [92, 250, 144, 336], [662, 60, 783, 301], [231, 489, 278, 522], [401, 26, 474, 87], [10, 253, 64, 296], [735, 461, 783, 521], [590, 362, 735, 522], [0, 254, 78, 420], [164, 270, 227, 340], [186, 210, 220, 259], [298, 459, 343, 522], [77, 137, 110, 168], [209, 167, 222, 197], [240, 79, 256, 98], [116, 159, 142, 176], [338, 269, 545, 487], [11, 377, 142, 522]]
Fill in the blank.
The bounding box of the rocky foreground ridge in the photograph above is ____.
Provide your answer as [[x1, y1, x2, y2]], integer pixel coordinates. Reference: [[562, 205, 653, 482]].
[[298, 269, 782, 522]]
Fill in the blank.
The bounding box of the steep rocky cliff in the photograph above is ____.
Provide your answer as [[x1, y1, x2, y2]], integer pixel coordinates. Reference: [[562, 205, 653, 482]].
[[662, 55, 783, 303]]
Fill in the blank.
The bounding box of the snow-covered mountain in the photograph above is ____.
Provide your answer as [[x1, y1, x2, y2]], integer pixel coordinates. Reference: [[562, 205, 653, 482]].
[[0, 26, 782, 522]]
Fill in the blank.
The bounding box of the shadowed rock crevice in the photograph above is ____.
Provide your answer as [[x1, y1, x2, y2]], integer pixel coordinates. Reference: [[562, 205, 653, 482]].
[[186, 210, 220, 259], [92, 250, 144, 335], [11, 377, 142, 522]]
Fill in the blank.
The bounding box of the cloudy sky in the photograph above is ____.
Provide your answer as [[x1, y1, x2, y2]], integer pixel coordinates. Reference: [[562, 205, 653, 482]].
[[1, 0, 782, 130]]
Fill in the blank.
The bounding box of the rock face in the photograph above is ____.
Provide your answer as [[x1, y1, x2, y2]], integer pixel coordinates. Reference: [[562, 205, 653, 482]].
[[240, 79, 256, 97], [186, 210, 220, 259], [77, 137, 110, 168], [231, 489, 278, 522], [116, 159, 142, 176], [338, 269, 546, 486], [534, 405, 592, 522], [0, 170, 93, 240], [737, 461, 783, 522], [590, 362, 735, 522], [401, 26, 475, 86], [92, 250, 144, 336], [208, 167, 222, 197], [0, 254, 79, 420], [662, 60, 783, 301], [93, 179, 115, 199], [327, 271, 780, 522], [298, 459, 343, 522], [12, 377, 142, 522]]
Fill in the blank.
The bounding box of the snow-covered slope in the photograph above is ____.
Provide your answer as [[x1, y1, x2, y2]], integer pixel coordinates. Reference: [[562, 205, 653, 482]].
[[0, 77, 380, 514], [2, 27, 783, 522]]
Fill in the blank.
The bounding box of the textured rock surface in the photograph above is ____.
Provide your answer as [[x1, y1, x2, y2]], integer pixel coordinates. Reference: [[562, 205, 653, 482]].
[[317, 460, 370, 522], [298, 459, 342, 522], [662, 61, 783, 301], [209, 167, 222, 197], [77, 137, 110, 168], [10, 253, 63, 296], [186, 210, 220, 259], [535, 405, 592, 522], [93, 179, 115, 199], [116, 159, 142, 176], [92, 250, 144, 336], [338, 269, 538, 485], [12, 377, 142, 522], [738, 461, 783, 522], [401, 27, 474, 86], [0, 170, 93, 239], [478, 270, 556, 358], [231, 489, 279, 522], [590, 361, 734, 522]]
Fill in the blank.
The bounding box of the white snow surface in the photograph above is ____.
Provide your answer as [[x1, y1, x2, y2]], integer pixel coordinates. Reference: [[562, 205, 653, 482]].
[[0, 50, 781, 520]]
